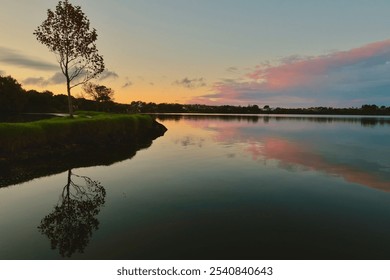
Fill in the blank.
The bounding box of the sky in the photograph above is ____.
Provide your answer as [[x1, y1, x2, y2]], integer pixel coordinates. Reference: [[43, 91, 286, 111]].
[[1, 0, 390, 107]]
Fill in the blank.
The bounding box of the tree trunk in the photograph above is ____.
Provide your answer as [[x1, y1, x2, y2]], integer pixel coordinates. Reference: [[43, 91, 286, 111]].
[[66, 169, 71, 194], [66, 77, 74, 118]]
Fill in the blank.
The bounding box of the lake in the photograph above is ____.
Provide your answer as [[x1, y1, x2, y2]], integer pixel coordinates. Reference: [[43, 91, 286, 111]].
[[1, 114, 390, 259]]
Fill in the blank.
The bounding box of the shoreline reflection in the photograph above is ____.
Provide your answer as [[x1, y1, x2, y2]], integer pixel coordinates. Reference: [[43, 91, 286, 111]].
[[165, 114, 390, 192], [156, 113, 390, 127], [38, 170, 106, 258], [0, 129, 165, 189], [248, 138, 390, 192]]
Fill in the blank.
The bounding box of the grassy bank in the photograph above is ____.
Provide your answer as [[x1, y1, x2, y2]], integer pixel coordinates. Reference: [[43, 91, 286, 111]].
[[0, 111, 166, 158]]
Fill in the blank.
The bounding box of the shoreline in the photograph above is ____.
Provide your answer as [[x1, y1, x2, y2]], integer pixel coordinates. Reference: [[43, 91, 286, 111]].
[[0, 112, 167, 161], [0, 113, 167, 188], [146, 112, 390, 118]]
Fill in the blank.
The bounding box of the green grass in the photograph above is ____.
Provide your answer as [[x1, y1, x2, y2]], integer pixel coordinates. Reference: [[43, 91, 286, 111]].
[[0, 112, 155, 154]]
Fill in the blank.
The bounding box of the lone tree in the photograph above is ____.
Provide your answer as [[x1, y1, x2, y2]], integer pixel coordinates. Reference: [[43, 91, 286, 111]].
[[34, 0, 105, 117], [83, 82, 114, 111]]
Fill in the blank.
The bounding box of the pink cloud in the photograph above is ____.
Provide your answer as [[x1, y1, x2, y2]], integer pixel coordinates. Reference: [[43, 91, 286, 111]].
[[190, 39, 390, 106], [248, 39, 390, 91]]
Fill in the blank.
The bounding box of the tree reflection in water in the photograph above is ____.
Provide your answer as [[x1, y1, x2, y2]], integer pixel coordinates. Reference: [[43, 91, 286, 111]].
[[38, 169, 106, 258]]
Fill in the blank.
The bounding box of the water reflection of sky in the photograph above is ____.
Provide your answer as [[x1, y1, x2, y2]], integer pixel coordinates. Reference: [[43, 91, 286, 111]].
[[1, 115, 390, 259], [160, 115, 390, 192]]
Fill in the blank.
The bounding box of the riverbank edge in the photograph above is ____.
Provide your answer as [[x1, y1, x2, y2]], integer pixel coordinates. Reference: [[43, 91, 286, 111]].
[[0, 112, 167, 161]]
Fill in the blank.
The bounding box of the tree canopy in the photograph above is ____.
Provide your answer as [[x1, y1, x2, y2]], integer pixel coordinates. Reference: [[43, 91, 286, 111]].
[[83, 82, 114, 103], [0, 76, 26, 114], [34, 0, 104, 117]]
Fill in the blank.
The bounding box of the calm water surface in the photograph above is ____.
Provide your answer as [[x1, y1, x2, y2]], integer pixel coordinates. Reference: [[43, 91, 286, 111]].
[[1, 114, 390, 259]]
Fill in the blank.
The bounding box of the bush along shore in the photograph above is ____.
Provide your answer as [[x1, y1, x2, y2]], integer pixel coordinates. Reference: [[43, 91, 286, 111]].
[[0, 111, 167, 161]]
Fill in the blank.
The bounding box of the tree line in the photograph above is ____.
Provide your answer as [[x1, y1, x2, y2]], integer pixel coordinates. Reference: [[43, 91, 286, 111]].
[[1, 75, 390, 116], [128, 101, 390, 115], [0, 75, 119, 114]]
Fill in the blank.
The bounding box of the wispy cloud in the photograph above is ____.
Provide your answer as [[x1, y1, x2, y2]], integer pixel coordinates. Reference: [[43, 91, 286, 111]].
[[22, 77, 46, 86], [226, 66, 239, 73], [22, 72, 65, 87], [99, 69, 119, 81], [0, 46, 57, 71], [192, 39, 390, 107], [122, 81, 133, 88], [23, 69, 119, 88], [122, 77, 133, 88], [173, 77, 207, 89]]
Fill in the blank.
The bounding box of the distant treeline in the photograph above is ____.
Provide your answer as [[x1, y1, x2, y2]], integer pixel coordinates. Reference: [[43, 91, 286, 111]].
[[1, 75, 390, 116], [129, 101, 390, 115]]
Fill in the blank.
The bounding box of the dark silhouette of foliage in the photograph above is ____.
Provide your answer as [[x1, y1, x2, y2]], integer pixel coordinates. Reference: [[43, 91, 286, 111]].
[[0, 75, 26, 114], [34, 0, 105, 117], [38, 170, 106, 258], [361, 104, 379, 111], [126, 101, 390, 115], [25, 90, 54, 113], [83, 82, 114, 111]]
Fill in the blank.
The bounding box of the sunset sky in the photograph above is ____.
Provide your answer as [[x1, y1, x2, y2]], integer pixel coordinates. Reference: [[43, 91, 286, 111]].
[[1, 0, 390, 107]]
